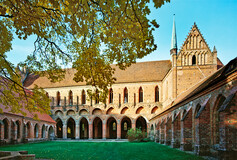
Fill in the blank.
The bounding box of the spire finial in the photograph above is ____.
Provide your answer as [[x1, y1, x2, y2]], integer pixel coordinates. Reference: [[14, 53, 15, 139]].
[[170, 14, 177, 54], [213, 46, 217, 52]]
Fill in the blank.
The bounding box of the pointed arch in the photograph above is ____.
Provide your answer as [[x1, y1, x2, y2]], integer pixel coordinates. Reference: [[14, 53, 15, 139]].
[[136, 106, 144, 114], [68, 90, 73, 105], [80, 117, 89, 139], [192, 55, 196, 65], [48, 126, 54, 140], [41, 124, 46, 138], [34, 124, 39, 138], [121, 107, 128, 114], [106, 117, 117, 139], [151, 106, 158, 114], [136, 116, 147, 132], [121, 116, 132, 139], [155, 86, 159, 102], [56, 91, 61, 106], [106, 107, 114, 115], [82, 90, 86, 105], [124, 87, 128, 103], [56, 118, 63, 138], [3, 118, 9, 139], [109, 88, 113, 104], [92, 108, 102, 115], [139, 87, 143, 103], [16, 120, 21, 139], [93, 117, 102, 139], [67, 117, 75, 139], [79, 109, 89, 115]]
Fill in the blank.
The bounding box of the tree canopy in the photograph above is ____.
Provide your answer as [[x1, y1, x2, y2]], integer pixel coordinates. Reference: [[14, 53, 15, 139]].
[[0, 0, 170, 116]]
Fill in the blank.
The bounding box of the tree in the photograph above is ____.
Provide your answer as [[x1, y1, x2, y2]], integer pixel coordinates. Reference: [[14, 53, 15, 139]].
[[0, 0, 170, 116]]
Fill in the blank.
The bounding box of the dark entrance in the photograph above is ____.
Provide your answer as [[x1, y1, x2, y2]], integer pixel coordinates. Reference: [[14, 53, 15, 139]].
[[67, 118, 75, 139], [80, 117, 89, 139], [93, 117, 102, 139], [136, 116, 147, 132], [121, 116, 131, 139], [107, 117, 117, 139], [56, 118, 63, 138]]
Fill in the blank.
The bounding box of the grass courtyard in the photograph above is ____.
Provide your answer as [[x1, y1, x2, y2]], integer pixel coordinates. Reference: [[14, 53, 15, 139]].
[[0, 141, 204, 160]]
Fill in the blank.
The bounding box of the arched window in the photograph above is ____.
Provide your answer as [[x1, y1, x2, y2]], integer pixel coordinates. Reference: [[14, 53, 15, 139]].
[[95, 89, 99, 104], [155, 86, 159, 102], [109, 88, 113, 104], [139, 87, 143, 103], [68, 90, 73, 105], [192, 55, 196, 65], [82, 90, 86, 105], [124, 87, 128, 103], [56, 91, 61, 106]]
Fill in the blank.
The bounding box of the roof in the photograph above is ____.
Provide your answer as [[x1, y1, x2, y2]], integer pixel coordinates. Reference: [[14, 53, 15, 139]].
[[170, 15, 177, 50], [24, 60, 171, 89]]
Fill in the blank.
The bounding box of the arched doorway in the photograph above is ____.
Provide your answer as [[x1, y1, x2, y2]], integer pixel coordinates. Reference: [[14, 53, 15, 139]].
[[16, 121, 21, 139], [42, 125, 46, 138], [3, 118, 9, 139], [34, 124, 39, 138], [136, 116, 147, 132], [80, 117, 89, 139], [67, 118, 75, 139], [107, 117, 117, 139], [121, 116, 131, 139], [48, 126, 54, 140], [26, 122, 31, 138], [93, 117, 102, 139], [56, 118, 63, 138]]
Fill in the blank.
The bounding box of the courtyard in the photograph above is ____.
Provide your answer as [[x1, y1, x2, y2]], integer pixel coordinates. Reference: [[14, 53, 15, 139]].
[[0, 141, 204, 160]]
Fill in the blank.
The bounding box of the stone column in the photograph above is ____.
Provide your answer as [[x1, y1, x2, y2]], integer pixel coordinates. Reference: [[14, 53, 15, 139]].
[[75, 122, 80, 139], [63, 123, 67, 139], [132, 122, 136, 129], [117, 120, 121, 139], [102, 122, 106, 140], [11, 121, 17, 143], [89, 123, 93, 139], [171, 114, 181, 148], [165, 118, 172, 146], [0, 121, 4, 140]]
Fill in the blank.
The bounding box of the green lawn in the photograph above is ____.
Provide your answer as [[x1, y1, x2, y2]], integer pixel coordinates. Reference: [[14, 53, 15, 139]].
[[0, 141, 203, 160]]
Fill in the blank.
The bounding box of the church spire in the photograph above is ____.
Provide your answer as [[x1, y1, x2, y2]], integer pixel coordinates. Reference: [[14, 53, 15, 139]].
[[170, 14, 177, 55]]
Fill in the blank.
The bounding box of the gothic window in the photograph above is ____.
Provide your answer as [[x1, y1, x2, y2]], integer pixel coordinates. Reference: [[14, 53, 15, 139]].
[[82, 90, 86, 105], [113, 122, 116, 131], [124, 122, 127, 131], [139, 87, 143, 103], [69, 90, 73, 105], [155, 86, 159, 102], [56, 91, 61, 106], [124, 87, 128, 103], [109, 88, 113, 104], [95, 89, 99, 104], [192, 55, 196, 65]]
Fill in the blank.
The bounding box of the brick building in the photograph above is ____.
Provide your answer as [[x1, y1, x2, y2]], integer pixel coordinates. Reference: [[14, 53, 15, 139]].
[[4, 19, 235, 158]]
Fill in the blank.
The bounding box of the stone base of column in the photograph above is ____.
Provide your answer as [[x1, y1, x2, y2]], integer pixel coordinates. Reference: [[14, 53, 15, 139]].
[[194, 144, 210, 156], [180, 142, 192, 151], [171, 141, 180, 148]]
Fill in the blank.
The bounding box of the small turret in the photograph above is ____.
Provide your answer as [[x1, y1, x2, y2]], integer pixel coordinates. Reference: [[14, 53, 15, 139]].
[[213, 46, 217, 65], [170, 14, 177, 55]]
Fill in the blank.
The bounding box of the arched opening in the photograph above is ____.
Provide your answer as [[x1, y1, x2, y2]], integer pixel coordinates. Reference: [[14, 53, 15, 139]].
[[139, 87, 143, 103], [68, 90, 73, 105], [213, 95, 226, 146], [124, 87, 128, 103], [151, 106, 158, 114], [16, 120, 21, 139], [106, 107, 114, 115], [79, 109, 89, 115], [82, 90, 86, 105], [121, 107, 128, 114], [93, 117, 102, 139], [56, 91, 61, 106], [109, 88, 113, 104], [48, 126, 54, 140], [3, 118, 9, 139], [41, 125, 46, 138], [192, 55, 196, 65], [92, 108, 102, 115], [155, 86, 159, 102], [136, 107, 144, 114], [34, 124, 39, 138], [56, 118, 63, 138], [80, 117, 89, 139], [55, 110, 63, 116], [67, 118, 75, 139], [66, 110, 75, 116], [136, 116, 147, 132], [26, 122, 31, 138], [121, 116, 132, 139], [107, 117, 117, 139]]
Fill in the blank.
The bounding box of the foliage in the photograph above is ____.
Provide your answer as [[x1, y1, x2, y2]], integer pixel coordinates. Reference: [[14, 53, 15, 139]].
[[0, 141, 204, 160], [127, 128, 147, 142], [0, 0, 170, 115]]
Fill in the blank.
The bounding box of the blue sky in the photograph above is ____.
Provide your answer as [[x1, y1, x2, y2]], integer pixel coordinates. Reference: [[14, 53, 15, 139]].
[[7, 0, 237, 65]]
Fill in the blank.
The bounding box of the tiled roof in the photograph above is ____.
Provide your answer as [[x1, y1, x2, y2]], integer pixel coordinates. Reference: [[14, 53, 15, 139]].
[[24, 60, 171, 89]]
